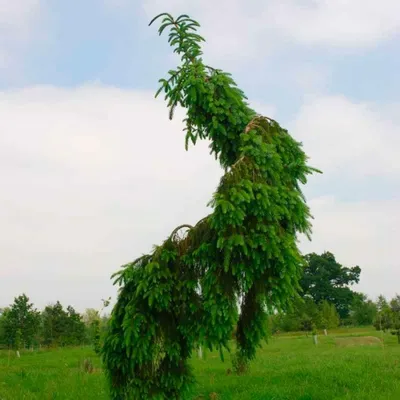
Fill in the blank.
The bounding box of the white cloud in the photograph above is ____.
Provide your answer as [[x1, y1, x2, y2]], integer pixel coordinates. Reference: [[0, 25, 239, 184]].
[[141, 0, 400, 63], [290, 95, 400, 177], [300, 196, 400, 300], [0, 85, 223, 310], [103, 0, 132, 9], [142, 0, 275, 63], [289, 63, 332, 93], [268, 0, 400, 47], [0, 0, 43, 74], [1, 85, 399, 311], [293, 96, 400, 300]]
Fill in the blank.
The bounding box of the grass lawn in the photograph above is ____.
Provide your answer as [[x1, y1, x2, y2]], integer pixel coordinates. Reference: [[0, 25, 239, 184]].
[[1, 327, 399, 399]]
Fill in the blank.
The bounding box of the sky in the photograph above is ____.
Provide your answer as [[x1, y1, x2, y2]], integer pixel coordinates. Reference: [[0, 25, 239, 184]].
[[1, 0, 399, 312]]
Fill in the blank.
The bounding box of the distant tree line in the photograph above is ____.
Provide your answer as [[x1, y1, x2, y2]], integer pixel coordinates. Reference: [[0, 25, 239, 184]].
[[270, 252, 399, 338], [0, 294, 110, 354], [1, 252, 398, 355]]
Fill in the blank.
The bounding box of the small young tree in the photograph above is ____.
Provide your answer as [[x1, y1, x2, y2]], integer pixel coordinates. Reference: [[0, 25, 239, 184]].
[[42, 301, 68, 346], [390, 295, 400, 344], [83, 308, 102, 353], [41, 302, 85, 346], [91, 318, 101, 355], [350, 294, 377, 326], [318, 300, 340, 331], [65, 306, 86, 346], [102, 13, 319, 399], [84, 298, 111, 354], [373, 295, 393, 332], [0, 308, 8, 348], [2, 294, 41, 353]]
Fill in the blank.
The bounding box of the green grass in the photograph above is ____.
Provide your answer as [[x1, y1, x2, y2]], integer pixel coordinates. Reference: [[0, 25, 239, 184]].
[[1, 328, 399, 399]]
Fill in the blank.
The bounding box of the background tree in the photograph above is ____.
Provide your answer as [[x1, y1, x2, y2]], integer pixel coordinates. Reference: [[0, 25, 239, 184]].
[[1, 294, 41, 351], [83, 308, 100, 326], [42, 302, 68, 346], [376, 295, 389, 312], [389, 295, 400, 343], [42, 302, 85, 346], [91, 319, 101, 355], [0, 308, 8, 348], [390, 295, 400, 313], [318, 300, 340, 330], [65, 306, 86, 345], [300, 252, 361, 319], [83, 298, 111, 354], [270, 297, 317, 333], [373, 295, 393, 332], [102, 12, 319, 400], [350, 293, 377, 326], [83, 308, 102, 353], [270, 298, 339, 333]]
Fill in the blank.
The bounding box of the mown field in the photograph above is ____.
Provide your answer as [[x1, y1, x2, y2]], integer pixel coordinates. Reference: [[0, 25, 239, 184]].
[[1, 327, 399, 400]]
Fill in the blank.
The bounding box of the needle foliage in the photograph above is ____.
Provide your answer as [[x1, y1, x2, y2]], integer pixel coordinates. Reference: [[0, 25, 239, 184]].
[[102, 12, 320, 400]]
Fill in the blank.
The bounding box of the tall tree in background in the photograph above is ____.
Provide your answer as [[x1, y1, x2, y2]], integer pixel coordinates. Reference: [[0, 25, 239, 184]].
[[102, 12, 319, 400], [300, 252, 360, 319], [1, 294, 40, 351]]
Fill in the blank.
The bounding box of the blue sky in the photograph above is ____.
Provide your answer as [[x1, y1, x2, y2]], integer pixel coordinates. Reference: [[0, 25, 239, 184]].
[[1, 0, 399, 311]]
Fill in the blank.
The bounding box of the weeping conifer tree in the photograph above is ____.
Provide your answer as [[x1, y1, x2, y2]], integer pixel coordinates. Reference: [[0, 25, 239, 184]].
[[102, 13, 321, 400]]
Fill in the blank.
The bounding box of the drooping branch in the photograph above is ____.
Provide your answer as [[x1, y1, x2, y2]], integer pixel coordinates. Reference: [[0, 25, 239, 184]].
[[102, 13, 320, 400]]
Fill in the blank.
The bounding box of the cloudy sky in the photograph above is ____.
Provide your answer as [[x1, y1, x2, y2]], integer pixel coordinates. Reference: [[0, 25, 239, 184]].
[[1, 0, 399, 312]]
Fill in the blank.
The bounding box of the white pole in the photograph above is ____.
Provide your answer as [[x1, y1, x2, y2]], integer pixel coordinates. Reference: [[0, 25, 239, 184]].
[[198, 346, 203, 359]]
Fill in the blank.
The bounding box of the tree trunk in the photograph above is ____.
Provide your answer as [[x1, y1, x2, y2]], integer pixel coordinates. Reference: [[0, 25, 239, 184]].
[[324, 329, 327, 336], [313, 335, 318, 345]]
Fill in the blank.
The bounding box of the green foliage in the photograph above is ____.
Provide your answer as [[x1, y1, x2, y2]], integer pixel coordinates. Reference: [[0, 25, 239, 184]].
[[390, 296, 400, 343], [373, 295, 393, 332], [91, 319, 101, 355], [300, 252, 361, 319], [350, 294, 377, 326], [14, 329, 22, 352], [102, 13, 319, 399], [0, 309, 7, 348], [84, 300, 111, 354], [270, 297, 340, 333], [42, 302, 86, 347], [1, 294, 41, 349], [372, 295, 400, 343], [231, 352, 250, 375], [318, 300, 340, 329]]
